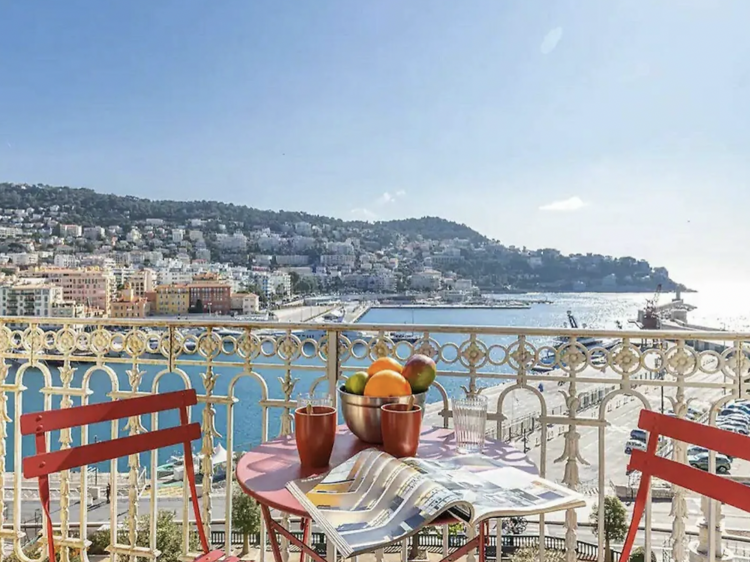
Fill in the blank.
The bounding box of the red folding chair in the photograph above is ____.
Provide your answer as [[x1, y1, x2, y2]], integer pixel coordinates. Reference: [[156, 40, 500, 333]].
[[620, 409, 750, 561], [21, 389, 236, 562]]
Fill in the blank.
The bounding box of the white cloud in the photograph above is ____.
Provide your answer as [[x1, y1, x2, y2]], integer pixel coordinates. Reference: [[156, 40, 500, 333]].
[[539, 196, 588, 212], [378, 190, 406, 205], [379, 192, 395, 204], [540, 27, 563, 55], [350, 207, 377, 220]]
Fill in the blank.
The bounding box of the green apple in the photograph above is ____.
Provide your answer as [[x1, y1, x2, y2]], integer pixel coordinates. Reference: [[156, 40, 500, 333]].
[[344, 371, 369, 395], [402, 354, 437, 393]]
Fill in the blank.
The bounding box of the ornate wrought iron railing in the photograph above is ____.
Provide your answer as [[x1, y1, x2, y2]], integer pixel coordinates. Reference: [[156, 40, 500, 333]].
[[0, 317, 747, 562]]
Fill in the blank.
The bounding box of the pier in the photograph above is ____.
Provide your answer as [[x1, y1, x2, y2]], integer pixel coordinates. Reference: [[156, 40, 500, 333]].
[[372, 303, 531, 310]]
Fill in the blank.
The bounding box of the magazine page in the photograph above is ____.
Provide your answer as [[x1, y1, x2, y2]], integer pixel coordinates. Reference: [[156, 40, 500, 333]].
[[402, 455, 585, 522], [287, 449, 470, 557]]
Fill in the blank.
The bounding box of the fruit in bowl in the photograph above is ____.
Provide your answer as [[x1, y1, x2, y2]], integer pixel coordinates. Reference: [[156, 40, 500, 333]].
[[339, 355, 436, 443], [364, 369, 411, 397], [344, 371, 369, 395], [401, 354, 437, 393]]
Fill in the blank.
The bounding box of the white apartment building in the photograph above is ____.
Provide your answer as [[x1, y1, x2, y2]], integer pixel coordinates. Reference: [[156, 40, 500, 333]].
[[321, 254, 355, 267], [157, 269, 194, 286], [172, 229, 184, 243], [291, 236, 315, 252], [59, 224, 82, 237], [189, 230, 203, 242], [410, 269, 442, 291], [219, 232, 247, 251], [326, 242, 355, 254], [275, 255, 309, 266], [257, 234, 283, 252], [252, 272, 291, 298], [295, 222, 313, 236], [0, 280, 63, 316], [8, 253, 39, 266]]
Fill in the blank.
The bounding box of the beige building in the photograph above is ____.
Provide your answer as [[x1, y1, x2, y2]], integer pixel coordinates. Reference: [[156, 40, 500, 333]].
[[155, 284, 190, 316], [129, 268, 155, 297], [51, 301, 89, 318], [29, 268, 116, 315], [111, 284, 151, 319], [231, 293, 260, 315]]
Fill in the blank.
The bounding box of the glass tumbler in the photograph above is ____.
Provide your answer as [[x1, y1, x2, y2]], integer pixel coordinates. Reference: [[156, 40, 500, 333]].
[[453, 394, 488, 454], [296, 391, 333, 409]]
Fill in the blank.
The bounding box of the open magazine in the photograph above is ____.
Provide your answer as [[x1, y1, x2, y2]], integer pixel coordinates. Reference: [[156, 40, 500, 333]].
[[287, 449, 585, 557]]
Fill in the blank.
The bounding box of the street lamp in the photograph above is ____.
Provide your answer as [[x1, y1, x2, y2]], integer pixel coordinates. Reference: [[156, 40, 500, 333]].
[[93, 436, 99, 486]]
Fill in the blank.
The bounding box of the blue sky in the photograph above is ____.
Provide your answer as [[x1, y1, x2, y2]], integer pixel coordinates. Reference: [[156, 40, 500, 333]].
[[2, 1, 750, 290]]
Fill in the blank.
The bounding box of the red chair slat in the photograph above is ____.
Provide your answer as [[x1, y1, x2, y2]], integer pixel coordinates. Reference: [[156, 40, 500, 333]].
[[195, 551, 230, 562], [637, 409, 750, 462], [629, 451, 750, 512], [23, 423, 201, 478], [20, 389, 197, 435]]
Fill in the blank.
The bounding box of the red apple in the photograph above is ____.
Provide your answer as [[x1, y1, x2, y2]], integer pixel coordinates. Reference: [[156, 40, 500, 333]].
[[402, 354, 436, 393]]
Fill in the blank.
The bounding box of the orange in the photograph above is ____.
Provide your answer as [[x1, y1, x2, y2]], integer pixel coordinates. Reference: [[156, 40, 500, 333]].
[[364, 369, 412, 397], [367, 357, 403, 376]]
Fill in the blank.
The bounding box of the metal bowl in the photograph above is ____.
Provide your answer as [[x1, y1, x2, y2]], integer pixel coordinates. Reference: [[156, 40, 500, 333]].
[[338, 386, 427, 444]]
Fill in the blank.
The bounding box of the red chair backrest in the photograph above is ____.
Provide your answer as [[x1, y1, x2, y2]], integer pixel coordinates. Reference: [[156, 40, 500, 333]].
[[21, 389, 210, 561], [628, 409, 750, 511], [621, 409, 750, 562]]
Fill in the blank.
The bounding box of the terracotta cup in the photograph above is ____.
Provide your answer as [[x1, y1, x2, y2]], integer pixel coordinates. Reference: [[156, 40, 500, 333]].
[[380, 403, 422, 458], [294, 406, 336, 468]]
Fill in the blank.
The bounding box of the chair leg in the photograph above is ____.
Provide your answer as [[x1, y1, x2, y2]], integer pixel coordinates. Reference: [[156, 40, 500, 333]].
[[300, 518, 311, 562], [620, 473, 652, 562]]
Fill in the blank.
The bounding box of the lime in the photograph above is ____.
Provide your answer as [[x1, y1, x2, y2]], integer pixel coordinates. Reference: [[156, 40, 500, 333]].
[[344, 371, 369, 395]]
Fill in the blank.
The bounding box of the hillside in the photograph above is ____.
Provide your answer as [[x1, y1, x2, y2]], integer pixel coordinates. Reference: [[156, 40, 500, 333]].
[[0, 183, 487, 243]]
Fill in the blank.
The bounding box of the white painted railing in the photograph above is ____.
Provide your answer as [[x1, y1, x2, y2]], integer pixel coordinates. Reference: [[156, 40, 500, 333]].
[[0, 317, 747, 562]]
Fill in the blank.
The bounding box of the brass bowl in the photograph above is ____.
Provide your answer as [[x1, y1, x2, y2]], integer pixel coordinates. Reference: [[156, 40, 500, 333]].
[[337, 386, 427, 444]]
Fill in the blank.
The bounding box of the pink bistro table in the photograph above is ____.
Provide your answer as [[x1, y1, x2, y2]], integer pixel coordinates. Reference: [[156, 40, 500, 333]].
[[235, 425, 539, 562]]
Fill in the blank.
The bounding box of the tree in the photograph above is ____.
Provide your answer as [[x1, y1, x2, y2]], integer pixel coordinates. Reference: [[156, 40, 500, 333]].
[[510, 547, 565, 562], [232, 484, 261, 555], [289, 271, 301, 290], [628, 546, 656, 562], [590, 496, 629, 562]]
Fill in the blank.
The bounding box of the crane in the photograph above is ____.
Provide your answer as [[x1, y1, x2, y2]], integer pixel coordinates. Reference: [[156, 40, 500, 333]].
[[641, 283, 663, 330], [646, 283, 662, 310]]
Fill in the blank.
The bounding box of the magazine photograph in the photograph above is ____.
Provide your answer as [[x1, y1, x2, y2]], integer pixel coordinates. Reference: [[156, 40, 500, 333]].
[[287, 449, 585, 557]]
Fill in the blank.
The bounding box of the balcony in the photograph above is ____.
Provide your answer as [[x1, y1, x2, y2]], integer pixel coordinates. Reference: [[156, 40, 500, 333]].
[[0, 317, 748, 562]]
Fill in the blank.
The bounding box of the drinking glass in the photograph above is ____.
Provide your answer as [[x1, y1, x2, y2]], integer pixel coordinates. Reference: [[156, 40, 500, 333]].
[[296, 391, 333, 409], [453, 394, 488, 454]]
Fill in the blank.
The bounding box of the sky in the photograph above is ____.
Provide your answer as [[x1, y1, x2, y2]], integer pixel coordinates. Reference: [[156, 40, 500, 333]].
[[2, 1, 750, 292]]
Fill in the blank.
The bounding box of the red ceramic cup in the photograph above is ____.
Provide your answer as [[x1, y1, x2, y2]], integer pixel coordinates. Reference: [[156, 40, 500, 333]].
[[294, 406, 336, 468], [380, 403, 422, 458]]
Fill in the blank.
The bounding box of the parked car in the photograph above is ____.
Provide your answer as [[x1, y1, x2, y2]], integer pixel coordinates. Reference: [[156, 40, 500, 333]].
[[625, 439, 647, 454], [718, 414, 750, 428], [688, 445, 733, 461], [720, 407, 750, 420], [717, 422, 750, 436], [727, 401, 750, 415], [630, 429, 648, 442], [688, 452, 732, 474]]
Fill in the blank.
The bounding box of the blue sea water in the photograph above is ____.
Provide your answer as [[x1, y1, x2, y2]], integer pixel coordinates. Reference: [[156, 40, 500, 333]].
[[4, 291, 744, 472]]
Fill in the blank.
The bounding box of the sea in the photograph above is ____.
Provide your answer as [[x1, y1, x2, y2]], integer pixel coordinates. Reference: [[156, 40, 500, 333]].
[[4, 291, 748, 471]]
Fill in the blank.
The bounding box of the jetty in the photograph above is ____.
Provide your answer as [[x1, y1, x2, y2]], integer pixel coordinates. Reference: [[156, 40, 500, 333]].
[[372, 303, 531, 310]]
